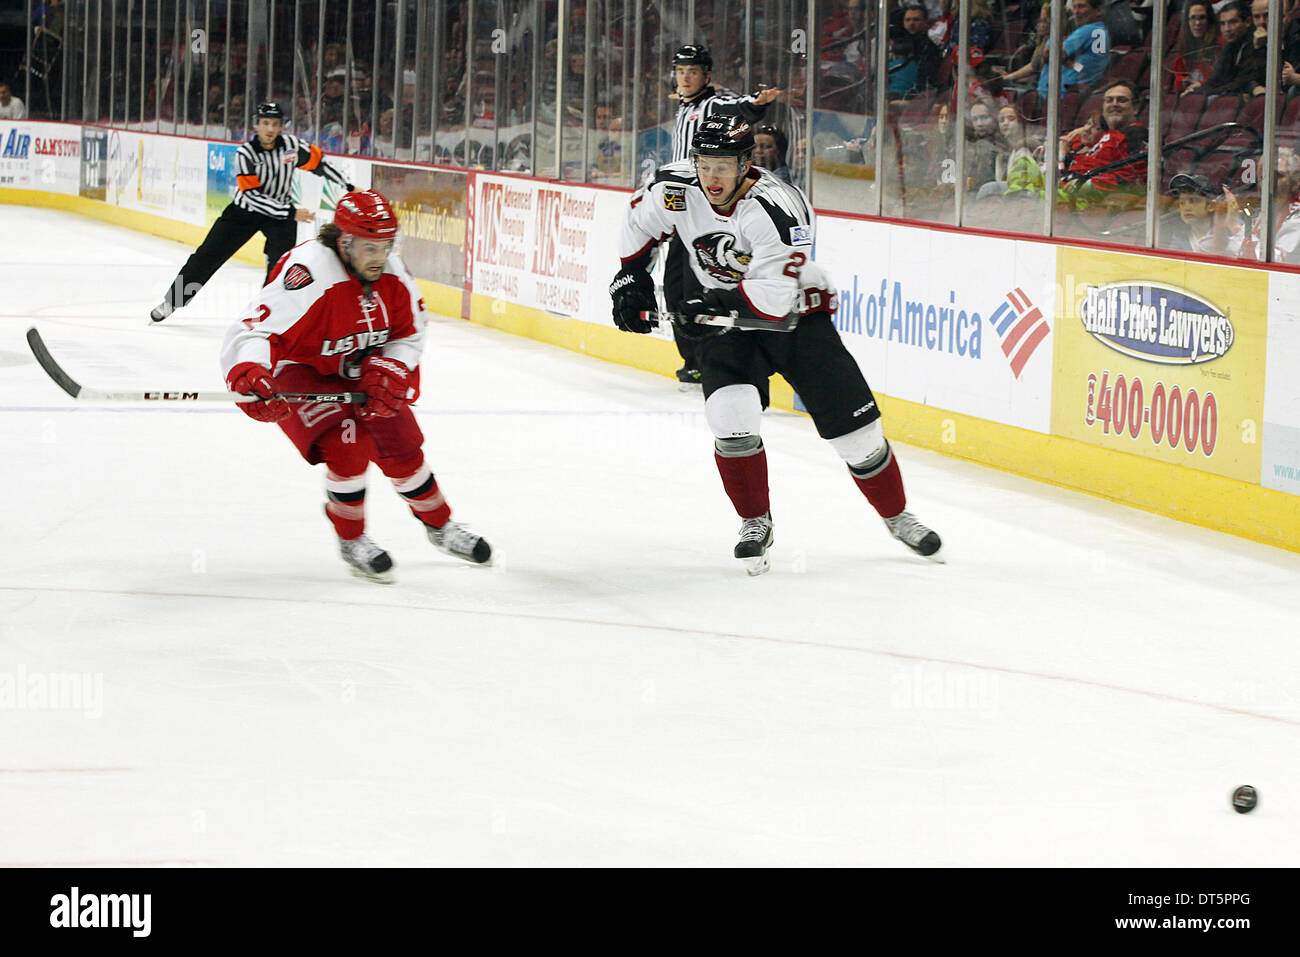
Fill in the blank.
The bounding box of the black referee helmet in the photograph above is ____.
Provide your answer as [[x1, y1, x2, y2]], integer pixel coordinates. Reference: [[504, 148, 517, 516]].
[[255, 101, 285, 121], [672, 44, 713, 71]]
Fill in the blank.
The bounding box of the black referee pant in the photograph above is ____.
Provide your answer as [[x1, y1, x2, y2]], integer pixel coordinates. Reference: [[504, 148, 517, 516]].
[[664, 233, 704, 369], [162, 204, 298, 309]]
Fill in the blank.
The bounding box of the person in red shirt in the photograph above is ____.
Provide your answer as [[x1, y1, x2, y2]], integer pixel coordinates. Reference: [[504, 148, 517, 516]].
[[219, 190, 491, 582], [1061, 79, 1147, 195]]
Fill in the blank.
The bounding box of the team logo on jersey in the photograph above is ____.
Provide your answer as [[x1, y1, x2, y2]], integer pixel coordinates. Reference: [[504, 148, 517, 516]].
[[663, 184, 687, 211], [282, 264, 314, 290], [790, 224, 812, 245], [692, 232, 751, 284]]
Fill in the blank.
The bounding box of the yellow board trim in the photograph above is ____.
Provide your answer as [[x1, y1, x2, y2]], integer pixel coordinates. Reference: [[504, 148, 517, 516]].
[[9, 192, 1294, 552]]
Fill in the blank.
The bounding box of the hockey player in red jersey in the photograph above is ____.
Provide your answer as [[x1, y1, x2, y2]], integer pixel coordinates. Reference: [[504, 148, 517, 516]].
[[610, 116, 943, 574], [220, 189, 491, 582]]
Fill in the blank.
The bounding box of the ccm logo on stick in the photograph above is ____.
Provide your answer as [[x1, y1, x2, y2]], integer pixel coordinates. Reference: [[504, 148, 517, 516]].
[[143, 392, 201, 400]]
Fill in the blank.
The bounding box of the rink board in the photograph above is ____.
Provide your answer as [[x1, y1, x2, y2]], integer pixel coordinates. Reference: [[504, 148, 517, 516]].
[[2, 121, 1296, 552]]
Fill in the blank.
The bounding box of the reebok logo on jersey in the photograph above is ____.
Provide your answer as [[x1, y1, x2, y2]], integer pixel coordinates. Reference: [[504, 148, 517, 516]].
[[663, 184, 687, 211], [283, 264, 314, 290]]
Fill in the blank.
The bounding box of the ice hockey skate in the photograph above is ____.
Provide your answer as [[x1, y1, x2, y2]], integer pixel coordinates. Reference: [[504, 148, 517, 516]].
[[148, 301, 174, 323], [676, 365, 702, 392], [734, 512, 774, 576], [338, 533, 395, 583], [883, 510, 944, 562], [426, 520, 492, 565]]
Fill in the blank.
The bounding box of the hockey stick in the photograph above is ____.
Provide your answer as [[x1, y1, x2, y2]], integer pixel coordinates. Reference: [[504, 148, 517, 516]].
[[641, 310, 799, 332], [25, 328, 367, 405]]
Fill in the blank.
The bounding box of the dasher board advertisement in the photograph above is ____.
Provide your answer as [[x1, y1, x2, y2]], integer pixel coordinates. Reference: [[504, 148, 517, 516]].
[[1052, 248, 1267, 483]]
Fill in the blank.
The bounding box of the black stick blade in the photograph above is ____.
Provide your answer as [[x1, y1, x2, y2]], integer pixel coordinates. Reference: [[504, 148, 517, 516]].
[[26, 328, 83, 399]]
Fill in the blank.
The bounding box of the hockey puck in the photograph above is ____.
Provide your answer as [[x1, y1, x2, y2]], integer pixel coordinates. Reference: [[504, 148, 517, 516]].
[[1231, 785, 1258, 814]]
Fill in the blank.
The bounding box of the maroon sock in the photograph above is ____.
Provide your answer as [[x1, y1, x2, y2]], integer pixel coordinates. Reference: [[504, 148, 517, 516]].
[[715, 448, 770, 519], [852, 453, 906, 519]]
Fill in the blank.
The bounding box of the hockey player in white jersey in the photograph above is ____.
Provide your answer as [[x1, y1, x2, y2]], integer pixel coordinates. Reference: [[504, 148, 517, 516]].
[[610, 115, 943, 574]]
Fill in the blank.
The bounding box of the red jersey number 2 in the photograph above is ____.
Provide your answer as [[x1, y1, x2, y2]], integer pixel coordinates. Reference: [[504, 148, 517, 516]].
[[241, 304, 271, 329], [783, 252, 806, 279]]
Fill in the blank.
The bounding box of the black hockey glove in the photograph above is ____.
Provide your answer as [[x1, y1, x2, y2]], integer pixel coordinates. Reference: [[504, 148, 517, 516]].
[[609, 268, 658, 334], [677, 289, 745, 340]]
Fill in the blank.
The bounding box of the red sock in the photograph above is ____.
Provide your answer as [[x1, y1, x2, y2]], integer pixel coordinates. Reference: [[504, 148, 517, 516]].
[[388, 462, 452, 527], [714, 448, 770, 519], [852, 454, 906, 519]]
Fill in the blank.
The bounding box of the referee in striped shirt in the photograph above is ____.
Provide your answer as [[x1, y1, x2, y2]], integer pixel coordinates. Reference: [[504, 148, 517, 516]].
[[150, 101, 353, 322], [664, 46, 780, 384]]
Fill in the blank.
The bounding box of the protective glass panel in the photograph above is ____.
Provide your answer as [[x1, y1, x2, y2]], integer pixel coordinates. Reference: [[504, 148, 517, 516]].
[[1152, 2, 1267, 256], [148, 0, 170, 132], [349, 0, 383, 155], [227, 1, 250, 138], [436, 0, 471, 166], [1050, 0, 1146, 244], [488, 0, 537, 173], [583, 0, 633, 184], [751, 3, 808, 192], [266, 0, 295, 130], [811, 0, 876, 214], [559, 0, 587, 180]]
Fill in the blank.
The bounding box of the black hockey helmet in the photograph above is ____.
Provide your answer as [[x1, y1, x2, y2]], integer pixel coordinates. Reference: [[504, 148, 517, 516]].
[[255, 101, 285, 121], [672, 44, 713, 71], [690, 115, 756, 162]]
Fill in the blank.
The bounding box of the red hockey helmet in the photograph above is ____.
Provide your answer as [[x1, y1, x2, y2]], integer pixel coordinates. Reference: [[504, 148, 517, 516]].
[[333, 190, 399, 241]]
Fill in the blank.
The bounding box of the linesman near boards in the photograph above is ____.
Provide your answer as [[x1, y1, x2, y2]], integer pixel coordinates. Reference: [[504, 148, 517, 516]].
[[220, 189, 491, 582], [609, 116, 943, 574], [150, 101, 353, 323]]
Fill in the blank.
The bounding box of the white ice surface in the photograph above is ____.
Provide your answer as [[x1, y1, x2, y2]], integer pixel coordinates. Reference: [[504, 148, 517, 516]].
[[2, 206, 1298, 866]]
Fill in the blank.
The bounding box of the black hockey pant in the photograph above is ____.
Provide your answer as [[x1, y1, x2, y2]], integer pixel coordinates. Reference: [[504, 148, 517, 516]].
[[162, 204, 298, 309], [664, 232, 704, 368]]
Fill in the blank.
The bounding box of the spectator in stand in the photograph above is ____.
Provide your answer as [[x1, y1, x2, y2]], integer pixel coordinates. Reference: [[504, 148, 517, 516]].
[[1226, 146, 1300, 261], [753, 123, 793, 183], [1165, 172, 1230, 253], [1168, 2, 1222, 94], [965, 97, 1009, 193], [975, 104, 1045, 199], [227, 94, 247, 139], [1059, 108, 1104, 159], [994, 3, 1067, 93], [1037, 0, 1110, 101], [372, 107, 397, 158], [319, 70, 347, 127], [929, 0, 994, 60], [821, 0, 870, 75], [1187, 0, 1265, 97], [0, 81, 25, 119], [1060, 79, 1146, 195], [1004, 5, 1052, 76], [888, 3, 943, 103]]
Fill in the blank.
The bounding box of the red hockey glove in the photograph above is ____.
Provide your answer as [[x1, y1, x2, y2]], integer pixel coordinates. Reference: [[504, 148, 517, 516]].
[[359, 356, 412, 419], [227, 362, 291, 423]]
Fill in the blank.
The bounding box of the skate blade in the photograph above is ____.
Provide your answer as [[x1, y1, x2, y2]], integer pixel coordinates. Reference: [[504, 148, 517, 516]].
[[901, 541, 945, 564], [348, 565, 396, 584], [741, 553, 771, 576]]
